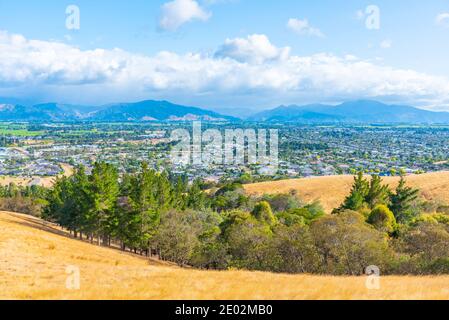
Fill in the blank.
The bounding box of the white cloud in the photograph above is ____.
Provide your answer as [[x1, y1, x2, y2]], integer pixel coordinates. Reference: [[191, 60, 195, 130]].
[[159, 0, 211, 31], [380, 39, 392, 49], [287, 18, 325, 38], [1, 30, 449, 109], [214, 34, 290, 64], [436, 12, 449, 28]]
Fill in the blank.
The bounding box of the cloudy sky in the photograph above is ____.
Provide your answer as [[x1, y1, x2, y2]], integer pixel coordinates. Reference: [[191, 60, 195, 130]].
[[1, 0, 449, 112]]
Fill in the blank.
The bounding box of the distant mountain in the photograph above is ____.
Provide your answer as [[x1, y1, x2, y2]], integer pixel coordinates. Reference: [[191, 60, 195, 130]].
[[3, 98, 449, 124], [0, 99, 236, 122], [0, 103, 98, 121], [248, 100, 449, 124], [90, 100, 236, 122]]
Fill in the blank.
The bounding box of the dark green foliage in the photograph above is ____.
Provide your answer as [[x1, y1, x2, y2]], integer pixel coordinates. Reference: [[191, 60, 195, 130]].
[[186, 179, 208, 210], [43, 161, 209, 252], [390, 175, 419, 223], [366, 175, 390, 209], [335, 172, 369, 212], [211, 183, 252, 212], [88, 162, 120, 242], [31, 163, 449, 275]]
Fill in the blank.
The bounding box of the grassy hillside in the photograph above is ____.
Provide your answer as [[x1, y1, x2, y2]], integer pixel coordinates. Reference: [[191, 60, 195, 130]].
[[244, 171, 449, 213], [0, 163, 73, 188], [1, 211, 449, 300]]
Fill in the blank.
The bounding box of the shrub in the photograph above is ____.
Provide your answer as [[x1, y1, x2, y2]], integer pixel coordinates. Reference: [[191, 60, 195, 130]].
[[311, 210, 394, 275], [252, 201, 276, 226], [400, 222, 449, 262], [368, 205, 397, 234], [260, 192, 303, 213], [220, 211, 273, 270], [268, 224, 321, 274]]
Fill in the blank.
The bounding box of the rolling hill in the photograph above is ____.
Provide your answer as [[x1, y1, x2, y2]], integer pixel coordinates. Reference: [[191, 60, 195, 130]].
[[1, 211, 448, 300], [244, 171, 449, 213], [249, 100, 449, 123]]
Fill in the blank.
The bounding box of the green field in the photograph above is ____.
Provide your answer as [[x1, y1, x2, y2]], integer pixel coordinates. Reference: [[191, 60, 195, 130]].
[[0, 129, 45, 137]]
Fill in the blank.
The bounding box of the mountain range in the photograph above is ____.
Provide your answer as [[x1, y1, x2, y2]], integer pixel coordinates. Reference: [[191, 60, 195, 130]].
[[249, 100, 449, 124], [0, 100, 235, 122], [1, 99, 449, 124]]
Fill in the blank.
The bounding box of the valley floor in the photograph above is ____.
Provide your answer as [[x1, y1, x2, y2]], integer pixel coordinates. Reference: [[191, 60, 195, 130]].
[[1, 211, 449, 300]]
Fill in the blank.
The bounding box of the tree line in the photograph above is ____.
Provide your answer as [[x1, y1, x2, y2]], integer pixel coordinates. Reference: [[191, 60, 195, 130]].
[[2, 163, 449, 275]]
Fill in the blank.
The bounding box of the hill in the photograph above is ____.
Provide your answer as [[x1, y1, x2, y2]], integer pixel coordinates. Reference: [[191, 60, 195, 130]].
[[1, 211, 449, 300], [249, 100, 449, 123], [244, 171, 449, 213]]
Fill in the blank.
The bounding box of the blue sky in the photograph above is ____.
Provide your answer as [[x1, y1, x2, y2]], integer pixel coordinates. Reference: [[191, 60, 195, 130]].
[[0, 0, 449, 112]]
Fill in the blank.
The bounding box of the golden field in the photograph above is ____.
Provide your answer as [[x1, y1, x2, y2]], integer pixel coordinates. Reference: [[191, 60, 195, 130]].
[[244, 171, 449, 213], [1, 211, 449, 300]]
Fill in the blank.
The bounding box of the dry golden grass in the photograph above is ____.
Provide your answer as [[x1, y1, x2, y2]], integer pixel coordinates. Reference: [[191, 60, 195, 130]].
[[244, 171, 449, 213], [1, 211, 449, 300], [0, 163, 74, 188]]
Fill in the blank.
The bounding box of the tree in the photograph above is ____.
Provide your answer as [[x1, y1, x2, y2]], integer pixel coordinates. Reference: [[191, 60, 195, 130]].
[[268, 224, 320, 273], [390, 175, 419, 223], [260, 192, 303, 212], [186, 179, 207, 210], [401, 222, 449, 263], [311, 210, 393, 275], [88, 162, 120, 245], [127, 162, 161, 251], [335, 172, 369, 212], [154, 210, 204, 266], [368, 204, 397, 234], [252, 201, 276, 226], [172, 175, 187, 210], [156, 210, 200, 265], [366, 175, 390, 209], [277, 201, 325, 226], [220, 210, 273, 271]]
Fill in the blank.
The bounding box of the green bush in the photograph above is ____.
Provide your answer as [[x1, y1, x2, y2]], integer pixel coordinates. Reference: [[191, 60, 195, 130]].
[[252, 201, 276, 226], [368, 204, 397, 234]]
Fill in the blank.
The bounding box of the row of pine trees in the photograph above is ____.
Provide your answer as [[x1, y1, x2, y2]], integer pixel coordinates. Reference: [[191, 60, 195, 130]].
[[43, 162, 207, 255]]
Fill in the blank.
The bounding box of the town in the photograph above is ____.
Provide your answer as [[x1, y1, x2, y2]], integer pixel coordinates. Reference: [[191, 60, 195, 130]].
[[1, 122, 448, 187]]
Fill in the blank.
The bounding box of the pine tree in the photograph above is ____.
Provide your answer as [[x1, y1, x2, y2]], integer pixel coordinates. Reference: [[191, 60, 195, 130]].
[[128, 162, 160, 252], [335, 172, 369, 212], [88, 162, 119, 245], [389, 175, 419, 223], [366, 175, 390, 209], [173, 175, 187, 210], [186, 179, 207, 210], [70, 166, 90, 238]]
